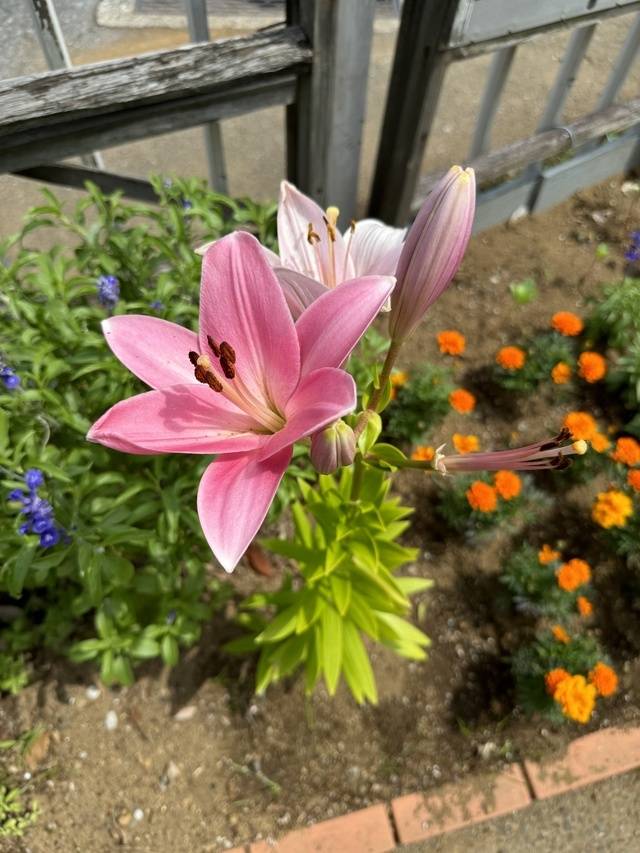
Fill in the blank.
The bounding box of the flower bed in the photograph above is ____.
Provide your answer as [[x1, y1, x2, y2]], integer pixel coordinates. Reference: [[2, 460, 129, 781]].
[[0, 174, 639, 849]]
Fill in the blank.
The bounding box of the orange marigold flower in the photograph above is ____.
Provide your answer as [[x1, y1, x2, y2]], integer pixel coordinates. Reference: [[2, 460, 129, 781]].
[[466, 481, 498, 513], [390, 370, 409, 387], [577, 596, 593, 617], [449, 388, 476, 414], [554, 674, 596, 723], [556, 558, 591, 592], [452, 433, 479, 454], [538, 544, 560, 565], [545, 668, 571, 696], [496, 346, 525, 370], [563, 411, 597, 442], [611, 436, 640, 467], [578, 351, 607, 383], [591, 432, 611, 453], [411, 445, 434, 462], [437, 330, 465, 356], [494, 470, 522, 500], [552, 625, 570, 645], [589, 662, 618, 697], [551, 311, 584, 337], [628, 469, 640, 492], [551, 362, 572, 384], [592, 490, 633, 529]]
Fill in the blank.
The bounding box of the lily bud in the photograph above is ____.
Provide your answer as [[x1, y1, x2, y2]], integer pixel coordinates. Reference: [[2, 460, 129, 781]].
[[310, 420, 356, 474], [389, 165, 475, 344]]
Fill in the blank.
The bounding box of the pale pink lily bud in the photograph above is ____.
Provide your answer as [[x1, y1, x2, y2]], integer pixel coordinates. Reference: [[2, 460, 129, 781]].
[[389, 165, 476, 344], [310, 420, 356, 474], [434, 429, 587, 475]]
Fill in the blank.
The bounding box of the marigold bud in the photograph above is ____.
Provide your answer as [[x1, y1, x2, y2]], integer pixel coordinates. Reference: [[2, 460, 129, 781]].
[[389, 166, 475, 343], [310, 420, 356, 474]]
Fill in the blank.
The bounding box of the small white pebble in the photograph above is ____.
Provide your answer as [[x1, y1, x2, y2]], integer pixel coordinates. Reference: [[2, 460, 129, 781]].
[[173, 705, 196, 721], [79, 751, 88, 760], [85, 686, 101, 701], [104, 711, 118, 731], [132, 808, 144, 822], [23, 771, 32, 781]]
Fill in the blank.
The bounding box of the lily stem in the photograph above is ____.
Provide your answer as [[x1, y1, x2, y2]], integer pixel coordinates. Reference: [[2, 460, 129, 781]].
[[367, 339, 402, 413], [350, 453, 365, 501]]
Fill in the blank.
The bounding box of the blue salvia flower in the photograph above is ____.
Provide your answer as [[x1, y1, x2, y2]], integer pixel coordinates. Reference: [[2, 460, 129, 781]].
[[24, 468, 44, 490], [150, 300, 164, 311], [181, 199, 193, 211], [0, 366, 20, 390], [8, 470, 69, 549], [624, 230, 640, 263], [96, 275, 120, 309]]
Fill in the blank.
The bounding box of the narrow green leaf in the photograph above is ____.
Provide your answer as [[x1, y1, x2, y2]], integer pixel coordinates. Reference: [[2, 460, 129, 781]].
[[321, 606, 343, 695]]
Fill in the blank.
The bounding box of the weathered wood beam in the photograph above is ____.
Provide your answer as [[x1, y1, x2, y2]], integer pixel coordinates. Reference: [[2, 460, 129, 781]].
[[0, 74, 297, 172], [13, 165, 158, 203], [0, 25, 311, 138], [413, 96, 640, 213]]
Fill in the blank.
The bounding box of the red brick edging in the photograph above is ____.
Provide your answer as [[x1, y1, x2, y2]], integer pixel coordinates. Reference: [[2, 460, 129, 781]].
[[228, 725, 640, 852]]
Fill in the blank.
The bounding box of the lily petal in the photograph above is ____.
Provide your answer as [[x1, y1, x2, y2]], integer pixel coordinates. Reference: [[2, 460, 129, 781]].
[[273, 267, 329, 319], [278, 180, 353, 285], [199, 231, 300, 412], [102, 315, 198, 390], [348, 219, 405, 277], [256, 367, 356, 461], [87, 385, 267, 455], [195, 237, 281, 269], [296, 275, 395, 376], [197, 447, 292, 572]]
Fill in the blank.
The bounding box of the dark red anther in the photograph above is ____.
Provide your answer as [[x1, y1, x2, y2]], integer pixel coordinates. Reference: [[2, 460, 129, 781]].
[[206, 372, 223, 392], [220, 357, 235, 379], [188, 351, 199, 366], [194, 365, 207, 383], [207, 335, 221, 358], [219, 341, 236, 364]]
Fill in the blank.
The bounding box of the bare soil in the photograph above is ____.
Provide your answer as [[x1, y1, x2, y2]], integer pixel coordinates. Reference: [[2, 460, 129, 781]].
[[3, 176, 640, 853]]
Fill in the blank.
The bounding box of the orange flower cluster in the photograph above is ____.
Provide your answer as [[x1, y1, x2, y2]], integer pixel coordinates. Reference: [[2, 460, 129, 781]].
[[494, 470, 522, 500], [496, 346, 525, 370], [591, 432, 611, 453], [578, 351, 606, 383], [552, 625, 570, 645], [611, 436, 640, 467], [592, 490, 633, 529], [449, 388, 476, 414], [551, 362, 572, 384], [411, 445, 434, 462], [563, 411, 597, 441], [628, 469, 640, 492], [389, 370, 409, 400], [553, 674, 596, 723], [556, 558, 591, 592], [437, 330, 465, 356], [589, 662, 618, 697], [538, 544, 560, 565], [551, 311, 584, 337], [545, 668, 570, 696], [453, 433, 479, 454], [577, 595, 593, 617], [466, 481, 497, 513]]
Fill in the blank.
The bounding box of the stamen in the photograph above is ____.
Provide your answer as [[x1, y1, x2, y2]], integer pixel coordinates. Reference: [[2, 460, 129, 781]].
[[196, 354, 213, 372], [322, 215, 337, 243], [194, 365, 207, 383], [220, 357, 235, 379], [188, 351, 199, 366], [207, 335, 221, 358], [220, 341, 236, 364], [541, 428, 572, 451], [307, 223, 320, 245], [206, 372, 223, 392]]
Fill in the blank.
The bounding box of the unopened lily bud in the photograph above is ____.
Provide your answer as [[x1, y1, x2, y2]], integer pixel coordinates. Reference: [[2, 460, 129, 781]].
[[310, 420, 356, 474], [389, 165, 475, 344]]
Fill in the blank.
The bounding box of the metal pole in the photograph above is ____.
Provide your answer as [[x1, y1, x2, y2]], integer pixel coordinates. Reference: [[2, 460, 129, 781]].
[[185, 0, 228, 193], [24, 0, 103, 169]]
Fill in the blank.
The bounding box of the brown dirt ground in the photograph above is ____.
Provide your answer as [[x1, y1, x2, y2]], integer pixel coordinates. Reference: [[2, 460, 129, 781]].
[[2, 176, 640, 853]]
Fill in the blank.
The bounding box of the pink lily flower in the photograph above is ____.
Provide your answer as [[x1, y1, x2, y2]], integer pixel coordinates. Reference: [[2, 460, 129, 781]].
[[273, 181, 405, 318], [433, 429, 587, 475], [88, 231, 394, 572]]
